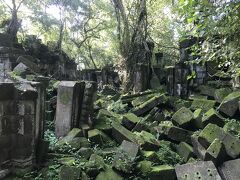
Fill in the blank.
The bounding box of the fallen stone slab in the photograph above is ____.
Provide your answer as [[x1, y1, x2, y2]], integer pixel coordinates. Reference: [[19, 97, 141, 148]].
[[122, 113, 141, 130], [198, 123, 226, 148], [134, 131, 160, 150], [201, 108, 225, 127], [190, 98, 216, 112], [112, 122, 137, 144], [132, 94, 167, 116], [204, 138, 227, 166], [149, 165, 176, 180], [175, 161, 221, 180], [219, 159, 240, 180], [88, 129, 111, 146], [59, 165, 81, 180], [214, 88, 232, 103], [193, 108, 204, 129], [172, 107, 194, 129], [177, 142, 195, 162], [119, 140, 139, 159], [199, 85, 216, 98], [198, 123, 240, 159], [155, 124, 194, 144], [191, 134, 207, 160], [57, 128, 82, 147], [96, 168, 123, 180], [218, 91, 240, 117]]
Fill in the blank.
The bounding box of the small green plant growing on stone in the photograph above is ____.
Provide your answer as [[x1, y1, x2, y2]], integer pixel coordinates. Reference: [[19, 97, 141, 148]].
[[156, 144, 183, 166]]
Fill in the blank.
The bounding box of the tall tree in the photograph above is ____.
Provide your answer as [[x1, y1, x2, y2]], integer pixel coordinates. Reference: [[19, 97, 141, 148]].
[[112, 0, 151, 90]]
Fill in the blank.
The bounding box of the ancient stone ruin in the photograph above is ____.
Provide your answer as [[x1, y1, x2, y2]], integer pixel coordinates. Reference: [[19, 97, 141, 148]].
[[0, 33, 239, 180]]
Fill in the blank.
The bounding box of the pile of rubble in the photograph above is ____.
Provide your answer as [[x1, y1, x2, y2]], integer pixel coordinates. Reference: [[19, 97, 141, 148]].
[[36, 83, 240, 180]]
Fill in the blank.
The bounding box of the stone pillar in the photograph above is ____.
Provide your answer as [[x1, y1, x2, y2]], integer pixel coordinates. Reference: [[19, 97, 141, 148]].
[[165, 66, 175, 96], [133, 64, 150, 93], [79, 81, 97, 128], [55, 81, 85, 137], [174, 62, 190, 98], [0, 82, 38, 175]]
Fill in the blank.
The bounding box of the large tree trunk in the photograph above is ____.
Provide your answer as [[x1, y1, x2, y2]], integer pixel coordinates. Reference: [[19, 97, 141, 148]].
[[112, 0, 151, 91], [7, 0, 21, 43]]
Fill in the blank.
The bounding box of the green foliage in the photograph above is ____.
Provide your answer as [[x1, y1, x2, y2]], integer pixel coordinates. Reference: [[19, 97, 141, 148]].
[[156, 144, 183, 166], [178, 0, 240, 78], [107, 100, 128, 114]]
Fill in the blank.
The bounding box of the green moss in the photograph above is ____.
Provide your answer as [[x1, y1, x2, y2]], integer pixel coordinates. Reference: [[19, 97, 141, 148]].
[[96, 168, 123, 180], [201, 108, 225, 127], [172, 107, 194, 128], [190, 99, 216, 112], [137, 161, 152, 175]]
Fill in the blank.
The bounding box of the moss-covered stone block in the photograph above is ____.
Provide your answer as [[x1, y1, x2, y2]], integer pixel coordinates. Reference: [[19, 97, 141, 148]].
[[57, 128, 82, 147], [172, 107, 194, 129], [201, 108, 225, 127], [193, 109, 204, 129], [199, 85, 216, 98], [122, 113, 141, 130], [214, 88, 232, 103], [156, 124, 194, 144], [177, 142, 195, 163], [112, 122, 137, 144], [85, 154, 106, 177], [198, 124, 226, 148], [190, 99, 216, 112], [137, 160, 152, 176], [205, 138, 227, 165], [141, 151, 159, 163], [88, 129, 111, 146], [149, 165, 176, 180], [134, 131, 160, 150], [59, 165, 81, 180], [132, 94, 167, 116], [77, 147, 94, 160], [219, 91, 240, 117], [58, 157, 76, 166], [96, 168, 123, 180]]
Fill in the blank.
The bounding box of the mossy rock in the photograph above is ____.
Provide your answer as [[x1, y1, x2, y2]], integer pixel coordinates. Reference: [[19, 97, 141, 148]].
[[190, 99, 216, 112], [177, 142, 194, 162], [172, 107, 194, 129], [214, 88, 232, 103], [137, 160, 152, 176], [95, 168, 123, 180], [149, 165, 176, 180], [59, 165, 81, 180], [57, 128, 82, 147], [201, 108, 225, 128]]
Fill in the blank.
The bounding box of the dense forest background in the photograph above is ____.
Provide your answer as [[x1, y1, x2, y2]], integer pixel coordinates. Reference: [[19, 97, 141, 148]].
[[0, 0, 239, 79]]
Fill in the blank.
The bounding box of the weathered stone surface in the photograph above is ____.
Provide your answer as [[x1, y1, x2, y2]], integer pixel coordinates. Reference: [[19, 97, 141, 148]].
[[201, 108, 225, 127], [172, 107, 194, 129], [59, 165, 81, 180], [190, 99, 216, 112], [135, 130, 160, 150], [149, 165, 176, 180], [191, 134, 207, 160], [122, 113, 141, 130], [0, 82, 39, 174], [88, 129, 110, 145], [204, 138, 227, 165], [214, 88, 232, 103], [77, 147, 94, 159], [198, 124, 226, 148], [175, 161, 221, 180], [193, 109, 204, 129], [79, 81, 97, 126], [137, 160, 152, 176], [198, 124, 240, 159], [199, 85, 216, 98], [55, 81, 84, 137], [96, 168, 123, 180], [177, 142, 195, 162], [120, 140, 139, 159], [218, 91, 240, 117], [219, 159, 240, 180], [57, 128, 82, 146], [132, 94, 167, 116], [111, 122, 136, 144], [85, 154, 106, 177], [155, 124, 193, 144]]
